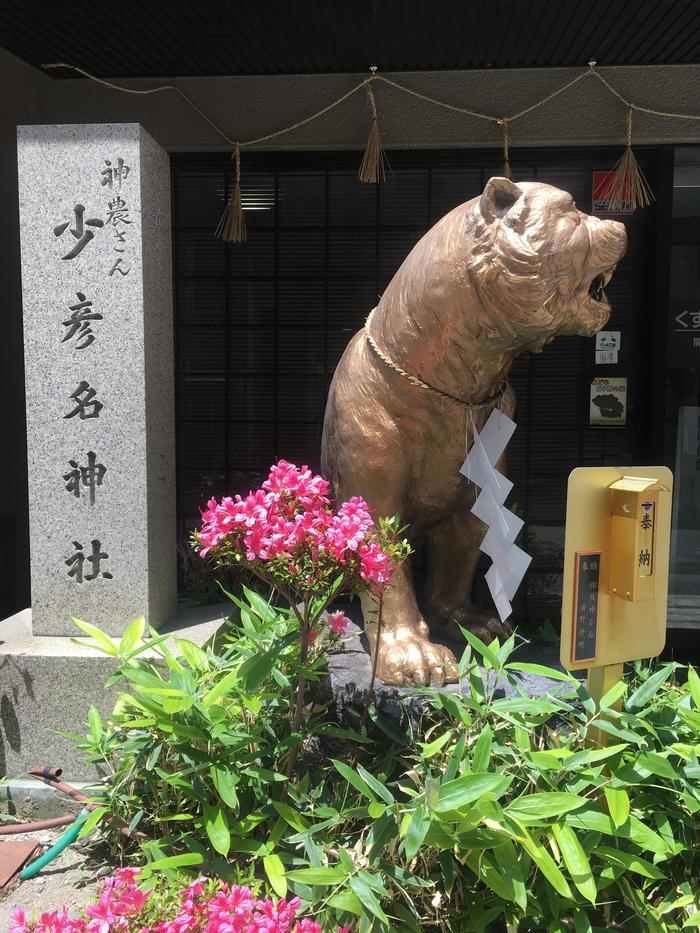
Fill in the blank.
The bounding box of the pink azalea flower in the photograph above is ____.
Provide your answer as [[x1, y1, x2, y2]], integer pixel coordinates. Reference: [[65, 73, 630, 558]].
[[179, 876, 207, 899], [13, 874, 354, 933], [9, 907, 27, 933], [113, 867, 141, 885], [196, 462, 400, 610], [326, 610, 351, 636], [249, 895, 302, 932], [295, 921, 323, 933], [85, 897, 117, 932], [358, 540, 393, 586], [263, 461, 330, 509]]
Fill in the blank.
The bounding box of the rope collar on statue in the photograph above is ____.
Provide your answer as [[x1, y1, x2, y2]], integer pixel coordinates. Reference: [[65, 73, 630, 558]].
[[364, 309, 509, 409]]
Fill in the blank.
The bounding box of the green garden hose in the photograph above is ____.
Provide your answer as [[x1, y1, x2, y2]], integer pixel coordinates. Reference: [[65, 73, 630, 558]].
[[20, 807, 89, 881]]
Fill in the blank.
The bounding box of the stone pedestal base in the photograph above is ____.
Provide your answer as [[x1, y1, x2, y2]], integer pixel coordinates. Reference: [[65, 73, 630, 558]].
[[324, 619, 581, 729], [0, 605, 228, 783]]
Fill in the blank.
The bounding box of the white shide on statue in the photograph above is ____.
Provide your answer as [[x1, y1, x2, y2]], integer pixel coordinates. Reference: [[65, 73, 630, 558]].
[[460, 410, 532, 622]]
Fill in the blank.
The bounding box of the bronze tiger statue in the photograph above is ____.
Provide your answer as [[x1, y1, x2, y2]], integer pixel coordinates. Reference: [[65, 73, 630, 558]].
[[322, 177, 627, 686]]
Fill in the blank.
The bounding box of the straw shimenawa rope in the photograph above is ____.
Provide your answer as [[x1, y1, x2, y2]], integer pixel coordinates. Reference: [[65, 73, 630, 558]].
[[594, 106, 654, 211], [498, 119, 511, 179], [358, 80, 388, 183], [43, 60, 700, 237], [215, 143, 246, 243]]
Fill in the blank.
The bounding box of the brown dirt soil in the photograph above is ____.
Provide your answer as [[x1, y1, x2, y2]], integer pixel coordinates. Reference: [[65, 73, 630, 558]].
[[0, 829, 99, 926]]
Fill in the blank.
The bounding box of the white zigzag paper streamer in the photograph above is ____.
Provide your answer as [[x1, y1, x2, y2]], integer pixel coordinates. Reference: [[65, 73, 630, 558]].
[[459, 410, 532, 622]]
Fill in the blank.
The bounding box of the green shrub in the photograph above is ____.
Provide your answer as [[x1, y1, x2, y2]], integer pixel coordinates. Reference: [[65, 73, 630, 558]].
[[75, 598, 700, 932]]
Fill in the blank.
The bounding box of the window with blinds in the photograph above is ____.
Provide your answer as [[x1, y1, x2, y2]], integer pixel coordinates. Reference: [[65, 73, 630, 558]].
[[172, 149, 657, 619]]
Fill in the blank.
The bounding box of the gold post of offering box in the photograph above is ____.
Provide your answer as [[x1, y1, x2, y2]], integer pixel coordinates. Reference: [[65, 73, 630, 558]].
[[560, 467, 673, 746]]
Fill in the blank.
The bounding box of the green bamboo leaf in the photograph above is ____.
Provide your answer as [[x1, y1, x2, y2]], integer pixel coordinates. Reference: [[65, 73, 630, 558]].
[[331, 759, 377, 803], [526, 750, 564, 770], [425, 776, 441, 812], [552, 822, 596, 905], [367, 706, 412, 746], [124, 631, 176, 660], [163, 695, 195, 714], [604, 787, 630, 828], [229, 838, 271, 856], [637, 751, 678, 781], [678, 707, 700, 732], [203, 805, 230, 856], [443, 733, 467, 783], [327, 891, 363, 916], [119, 616, 146, 656], [626, 665, 675, 712], [140, 852, 204, 876], [565, 744, 629, 769], [87, 706, 102, 743], [271, 801, 309, 833], [516, 829, 573, 899], [311, 723, 373, 745], [573, 909, 593, 933], [237, 631, 298, 691], [440, 850, 455, 895], [121, 666, 183, 695], [505, 792, 587, 823], [687, 666, 700, 709], [368, 811, 399, 862], [435, 773, 512, 814], [349, 873, 388, 923], [464, 851, 518, 903], [492, 837, 528, 911], [242, 766, 287, 782], [590, 719, 643, 744], [286, 867, 347, 885], [403, 805, 430, 862], [119, 616, 145, 656], [175, 637, 208, 669], [566, 806, 670, 853], [200, 668, 239, 707], [263, 854, 287, 898], [76, 806, 108, 840], [495, 632, 516, 664], [505, 662, 573, 682], [660, 894, 695, 915], [242, 585, 278, 623], [153, 814, 193, 822], [469, 665, 486, 701], [71, 617, 119, 656], [423, 821, 456, 850], [145, 743, 162, 771], [472, 725, 493, 773], [458, 626, 501, 668], [127, 809, 144, 834], [211, 767, 239, 808], [596, 846, 666, 879], [357, 764, 395, 805], [599, 679, 627, 709], [420, 730, 452, 758]]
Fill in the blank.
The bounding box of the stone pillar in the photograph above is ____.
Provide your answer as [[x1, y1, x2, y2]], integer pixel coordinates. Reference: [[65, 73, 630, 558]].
[[16, 124, 176, 636]]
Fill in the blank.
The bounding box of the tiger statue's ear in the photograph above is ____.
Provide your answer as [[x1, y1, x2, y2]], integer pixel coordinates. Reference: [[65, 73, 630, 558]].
[[480, 176, 522, 222]]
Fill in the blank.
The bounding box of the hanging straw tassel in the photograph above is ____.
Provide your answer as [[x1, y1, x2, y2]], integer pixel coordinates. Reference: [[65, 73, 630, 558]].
[[498, 119, 512, 179], [216, 143, 247, 243], [358, 81, 388, 183], [597, 107, 654, 211]]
